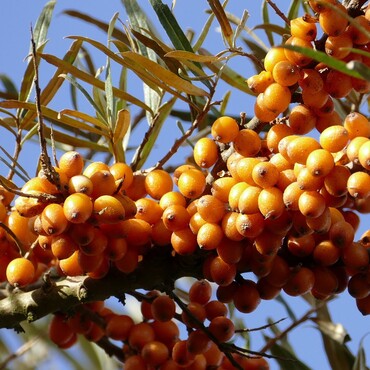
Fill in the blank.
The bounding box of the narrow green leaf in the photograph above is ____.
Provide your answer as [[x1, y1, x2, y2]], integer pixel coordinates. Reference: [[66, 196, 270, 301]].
[[207, 0, 233, 48], [262, 1, 274, 46], [353, 334, 370, 370], [113, 109, 130, 144], [131, 97, 176, 170], [105, 13, 120, 128], [219, 90, 231, 116], [0, 117, 17, 136], [19, 39, 83, 127], [316, 303, 355, 370], [199, 49, 253, 94], [60, 74, 107, 123], [149, 0, 195, 53], [0, 147, 30, 182], [0, 74, 18, 97], [123, 0, 162, 123], [252, 23, 289, 37], [149, 0, 211, 89], [165, 50, 223, 63], [193, 8, 215, 52], [233, 10, 249, 48], [347, 61, 370, 82], [40, 50, 153, 114], [269, 343, 312, 370], [287, 0, 302, 21], [280, 44, 367, 80], [63, 10, 129, 44], [275, 295, 297, 321], [0, 100, 108, 138], [311, 318, 350, 345], [58, 109, 108, 130], [122, 51, 209, 96], [31, 0, 56, 50]]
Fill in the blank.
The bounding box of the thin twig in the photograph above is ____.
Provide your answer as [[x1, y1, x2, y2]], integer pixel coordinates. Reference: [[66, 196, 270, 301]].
[[0, 222, 25, 255], [30, 25, 59, 186], [0, 336, 40, 370], [154, 97, 217, 170], [235, 318, 286, 333], [265, 0, 290, 25], [259, 302, 326, 353]]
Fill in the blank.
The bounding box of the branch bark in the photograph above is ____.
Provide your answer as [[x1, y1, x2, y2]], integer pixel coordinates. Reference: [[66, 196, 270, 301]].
[[0, 246, 205, 329]]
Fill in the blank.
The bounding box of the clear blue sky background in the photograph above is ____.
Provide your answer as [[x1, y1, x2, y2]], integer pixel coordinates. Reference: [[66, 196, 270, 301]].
[[0, 1, 369, 370]]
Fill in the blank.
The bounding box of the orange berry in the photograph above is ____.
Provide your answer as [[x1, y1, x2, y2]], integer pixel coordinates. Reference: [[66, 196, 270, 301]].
[[58, 151, 84, 178], [109, 162, 134, 191], [313, 239, 341, 266], [238, 185, 262, 214], [89, 170, 116, 199], [106, 314, 134, 340], [254, 93, 279, 122], [93, 195, 125, 224], [299, 69, 324, 93], [128, 322, 155, 351], [325, 33, 352, 59], [63, 193, 93, 224], [142, 341, 169, 366], [221, 211, 245, 241], [287, 136, 321, 165], [288, 104, 317, 135], [171, 227, 198, 255], [252, 161, 279, 188], [135, 197, 162, 225], [320, 125, 349, 153], [324, 165, 351, 197], [290, 17, 317, 41], [193, 138, 218, 168], [272, 60, 300, 86], [145, 170, 173, 200], [233, 280, 261, 313], [233, 129, 262, 157], [51, 233, 78, 260], [347, 172, 370, 199], [283, 267, 315, 296], [211, 176, 238, 203], [68, 175, 93, 195], [319, 3, 348, 36], [306, 149, 334, 177], [49, 314, 75, 348], [262, 83, 291, 114], [177, 169, 206, 199], [266, 124, 293, 154], [258, 187, 285, 220], [159, 191, 186, 209], [298, 190, 326, 218], [58, 250, 84, 276], [162, 204, 191, 231], [284, 36, 313, 66], [247, 71, 274, 94], [197, 222, 224, 250], [197, 194, 226, 223], [41, 203, 69, 236], [264, 47, 287, 72], [211, 116, 239, 143], [358, 140, 370, 170], [208, 316, 235, 342], [151, 295, 176, 322], [324, 70, 352, 98], [124, 173, 147, 201], [209, 256, 236, 286], [343, 112, 370, 139], [6, 257, 35, 287]]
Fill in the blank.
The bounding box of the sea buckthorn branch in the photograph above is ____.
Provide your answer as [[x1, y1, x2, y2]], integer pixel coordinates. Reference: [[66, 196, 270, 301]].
[[30, 26, 60, 188], [265, 0, 290, 26], [259, 300, 327, 353], [0, 245, 204, 330]]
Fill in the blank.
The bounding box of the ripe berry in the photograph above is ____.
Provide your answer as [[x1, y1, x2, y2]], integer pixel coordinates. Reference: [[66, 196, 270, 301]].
[[6, 257, 35, 287], [211, 116, 239, 143]]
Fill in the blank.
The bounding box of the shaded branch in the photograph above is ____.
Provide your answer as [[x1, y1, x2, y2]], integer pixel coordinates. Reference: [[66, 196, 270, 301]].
[[0, 246, 204, 330]]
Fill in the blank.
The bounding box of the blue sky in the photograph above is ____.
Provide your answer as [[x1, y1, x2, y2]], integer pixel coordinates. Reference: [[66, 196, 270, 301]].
[[0, 1, 370, 370]]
